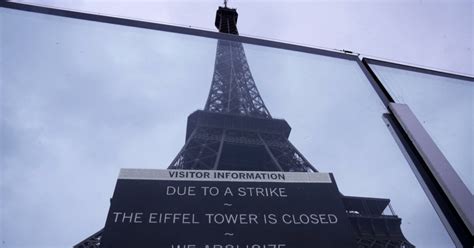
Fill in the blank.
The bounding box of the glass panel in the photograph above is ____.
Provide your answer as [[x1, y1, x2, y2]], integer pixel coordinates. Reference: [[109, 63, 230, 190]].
[[1, 7, 454, 248], [369, 63, 473, 194], [1, 7, 217, 248], [244, 45, 454, 247]]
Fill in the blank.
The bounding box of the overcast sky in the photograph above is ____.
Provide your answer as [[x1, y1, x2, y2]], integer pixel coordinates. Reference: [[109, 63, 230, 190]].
[[12, 0, 474, 76], [1, 1, 472, 248]]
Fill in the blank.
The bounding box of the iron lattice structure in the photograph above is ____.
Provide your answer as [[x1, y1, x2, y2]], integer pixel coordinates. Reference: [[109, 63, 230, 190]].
[[204, 39, 271, 118], [75, 5, 414, 248], [74, 230, 102, 248], [168, 111, 313, 172]]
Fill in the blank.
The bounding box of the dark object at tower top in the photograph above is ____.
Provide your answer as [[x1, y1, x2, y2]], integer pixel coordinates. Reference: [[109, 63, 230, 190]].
[[215, 6, 239, 34]]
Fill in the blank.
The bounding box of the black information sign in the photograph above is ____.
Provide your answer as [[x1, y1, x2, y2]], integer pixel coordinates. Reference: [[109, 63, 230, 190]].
[[101, 169, 356, 248]]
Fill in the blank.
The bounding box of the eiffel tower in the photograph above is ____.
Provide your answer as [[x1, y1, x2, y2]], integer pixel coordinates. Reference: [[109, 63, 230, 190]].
[[75, 4, 414, 248]]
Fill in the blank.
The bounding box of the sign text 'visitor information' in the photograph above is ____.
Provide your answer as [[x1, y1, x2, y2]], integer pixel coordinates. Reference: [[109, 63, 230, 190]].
[[101, 169, 355, 248]]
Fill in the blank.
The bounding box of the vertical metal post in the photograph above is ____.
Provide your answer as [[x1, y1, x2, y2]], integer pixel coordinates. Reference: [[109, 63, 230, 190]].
[[358, 56, 473, 246], [383, 113, 472, 247], [389, 103, 473, 235]]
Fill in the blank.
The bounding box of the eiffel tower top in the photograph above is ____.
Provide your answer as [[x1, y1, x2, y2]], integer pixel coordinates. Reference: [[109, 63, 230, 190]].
[[215, 4, 238, 34], [205, 4, 272, 118]]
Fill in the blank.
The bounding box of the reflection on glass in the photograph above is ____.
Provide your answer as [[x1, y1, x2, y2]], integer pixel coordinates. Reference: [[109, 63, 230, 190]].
[[370, 64, 473, 194], [1, 7, 454, 248]]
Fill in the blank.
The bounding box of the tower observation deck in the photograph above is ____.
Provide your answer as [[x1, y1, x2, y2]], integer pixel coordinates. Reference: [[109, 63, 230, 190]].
[[75, 4, 414, 248]]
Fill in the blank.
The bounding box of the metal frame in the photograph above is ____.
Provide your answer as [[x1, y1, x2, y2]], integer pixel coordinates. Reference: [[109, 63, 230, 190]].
[[2, 1, 473, 247], [0, 1, 357, 61], [357, 59, 394, 107], [383, 113, 472, 247], [390, 103, 473, 233], [364, 57, 473, 82], [360, 58, 473, 247]]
